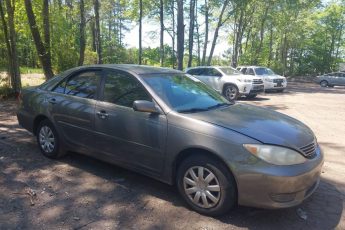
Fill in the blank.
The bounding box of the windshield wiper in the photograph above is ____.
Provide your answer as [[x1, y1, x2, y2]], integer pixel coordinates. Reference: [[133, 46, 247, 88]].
[[177, 108, 209, 113], [207, 102, 232, 110]]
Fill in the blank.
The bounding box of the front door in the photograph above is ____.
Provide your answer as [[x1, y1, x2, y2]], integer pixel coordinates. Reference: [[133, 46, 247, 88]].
[[94, 70, 168, 174]]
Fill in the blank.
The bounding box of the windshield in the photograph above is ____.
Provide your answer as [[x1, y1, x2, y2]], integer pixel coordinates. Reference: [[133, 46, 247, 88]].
[[219, 67, 241, 75], [255, 67, 275, 75], [142, 74, 230, 113]]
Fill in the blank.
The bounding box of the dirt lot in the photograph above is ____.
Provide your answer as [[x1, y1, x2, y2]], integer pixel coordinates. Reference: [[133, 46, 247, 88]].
[[0, 82, 344, 229]]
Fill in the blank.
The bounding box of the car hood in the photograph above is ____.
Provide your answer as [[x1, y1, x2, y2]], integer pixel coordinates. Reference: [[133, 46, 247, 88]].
[[186, 103, 314, 150], [261, 75, 285, 80], [225, 74, 261, 80]]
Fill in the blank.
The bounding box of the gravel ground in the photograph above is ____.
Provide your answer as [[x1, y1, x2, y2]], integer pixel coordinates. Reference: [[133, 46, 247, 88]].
[[0, 82, 344, 230]]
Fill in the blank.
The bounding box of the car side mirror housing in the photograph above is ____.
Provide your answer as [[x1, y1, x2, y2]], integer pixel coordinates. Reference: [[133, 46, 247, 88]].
[[133, 100, 160, 114]]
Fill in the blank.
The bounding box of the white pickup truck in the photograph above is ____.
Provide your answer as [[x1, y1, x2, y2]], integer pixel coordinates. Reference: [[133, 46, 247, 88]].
[[185, 66, 264, 101]]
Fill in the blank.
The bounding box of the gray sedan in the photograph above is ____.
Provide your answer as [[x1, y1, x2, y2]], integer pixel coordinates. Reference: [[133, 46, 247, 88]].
[[316, 72, 345, 87], [17, 64, 323, 216]]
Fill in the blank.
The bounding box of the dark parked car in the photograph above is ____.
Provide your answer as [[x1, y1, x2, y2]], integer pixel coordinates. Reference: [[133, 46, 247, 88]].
[[17, 65, 324, 216], [316, 72, 345, 87]]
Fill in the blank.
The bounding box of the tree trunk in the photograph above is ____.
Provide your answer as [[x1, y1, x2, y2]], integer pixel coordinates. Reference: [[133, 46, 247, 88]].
[[159, 0, 164, 66], [171, 0, 175, 68], [195, 0, 201, 65], [78, 0, 86, 66], [201, 0, 208, 65], [268, 25, 273, 67], [139, 0, 143, 65], [91, 20, 96, 52], [176, 0, 184, 70], [0, 0, 21, 94], [254, 4, 269, 65], [94, 0, 102, 64], [187, 0, 195, 67], [207, 0, 229, 66], [42, 0, 52, 70], [24, 0, 54, 79]]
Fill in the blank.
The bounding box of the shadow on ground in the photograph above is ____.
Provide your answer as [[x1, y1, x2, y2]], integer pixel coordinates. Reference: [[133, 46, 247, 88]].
[[0, 140, 343, 229], [0, 92, 344, 229]]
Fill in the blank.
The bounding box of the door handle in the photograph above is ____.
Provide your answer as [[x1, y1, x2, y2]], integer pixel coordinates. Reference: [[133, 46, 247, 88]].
[[97, 111, 109, 119], [48, 98, 57, 104]]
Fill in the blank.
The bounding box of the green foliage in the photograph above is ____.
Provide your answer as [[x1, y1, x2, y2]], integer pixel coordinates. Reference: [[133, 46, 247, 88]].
[[0, 0, 344, 78]]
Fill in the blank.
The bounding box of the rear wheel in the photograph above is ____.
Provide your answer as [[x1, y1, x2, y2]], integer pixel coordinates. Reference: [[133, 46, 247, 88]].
[[223, 85, 239, 101], [177, 155, 237, 216], [36, 119, 65, 159], [320, 80, 328, 87]]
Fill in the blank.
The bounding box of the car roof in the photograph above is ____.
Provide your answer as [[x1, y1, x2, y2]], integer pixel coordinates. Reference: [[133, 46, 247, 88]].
[[237, 65, 267, 69], [185, 66, 236, 70], [65, 64, 183, 76]]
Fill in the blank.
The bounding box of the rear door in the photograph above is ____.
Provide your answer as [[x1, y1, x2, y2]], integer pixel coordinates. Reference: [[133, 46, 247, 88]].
[[204, 68, 223, 91], [94, 69, 168, 174], [49, 69, 102, 148], [339, 73, 345, 85]]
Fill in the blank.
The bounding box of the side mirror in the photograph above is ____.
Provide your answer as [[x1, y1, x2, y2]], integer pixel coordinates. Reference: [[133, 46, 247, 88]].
[[133, 100, 160, 114]]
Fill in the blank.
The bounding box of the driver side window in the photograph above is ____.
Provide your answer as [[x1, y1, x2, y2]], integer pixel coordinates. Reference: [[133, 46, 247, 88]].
[[102, 70, 151, 107]]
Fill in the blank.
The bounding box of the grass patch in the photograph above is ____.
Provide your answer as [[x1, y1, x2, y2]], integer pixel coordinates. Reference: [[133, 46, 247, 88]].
[[20, 67, 43, 74]]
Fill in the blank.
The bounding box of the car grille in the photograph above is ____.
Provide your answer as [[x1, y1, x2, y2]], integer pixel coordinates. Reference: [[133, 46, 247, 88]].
[[253, 79, 263, 84], [299, 141, 317, 159], [273, 79, 284, 83]]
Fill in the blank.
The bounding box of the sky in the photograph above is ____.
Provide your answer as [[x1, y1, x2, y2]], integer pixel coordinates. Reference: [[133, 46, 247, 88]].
[[123, 21, 229, 57]]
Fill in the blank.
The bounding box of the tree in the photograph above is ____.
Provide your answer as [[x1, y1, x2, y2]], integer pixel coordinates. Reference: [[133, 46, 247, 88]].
[[201, 0, 209, 66], [24, 0, 54, 79], [139, 0, 142, 64], [159, 0, 164, 66], [0, 0, 21, 94], [176, 0, 184, 70], [187, 0, 195, 67], [94, 0, 102, 64], [207, 0, 231, 65], [78, 0, 86, 66]]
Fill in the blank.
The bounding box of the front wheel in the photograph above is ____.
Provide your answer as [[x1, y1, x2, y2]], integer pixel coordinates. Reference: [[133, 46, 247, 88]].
[[223, 85, 239, 101], [36, 119, 65, 159], [177, 155, 237, 216]]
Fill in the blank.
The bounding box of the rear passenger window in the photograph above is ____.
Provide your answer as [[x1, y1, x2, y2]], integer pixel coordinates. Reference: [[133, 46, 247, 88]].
[[187, 69, 202, 75], [52, 70, 101, 99]]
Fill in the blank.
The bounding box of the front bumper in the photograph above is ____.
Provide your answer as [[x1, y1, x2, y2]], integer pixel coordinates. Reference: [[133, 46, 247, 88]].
[[238, 83, 264, 95], [264, 81, 287, 90], [233, 145, 324, 209]]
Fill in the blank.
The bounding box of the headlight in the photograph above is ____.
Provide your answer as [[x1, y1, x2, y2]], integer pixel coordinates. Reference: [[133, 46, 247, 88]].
[[238, 79, 252, 83], [265, 78, 273, 82], [243, 144, 306, 165]]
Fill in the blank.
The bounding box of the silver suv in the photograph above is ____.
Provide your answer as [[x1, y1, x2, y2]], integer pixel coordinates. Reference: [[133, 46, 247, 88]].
[[185, 66, 264, 100], [316, 72, 345, 87], [237, 66, 287, 92]]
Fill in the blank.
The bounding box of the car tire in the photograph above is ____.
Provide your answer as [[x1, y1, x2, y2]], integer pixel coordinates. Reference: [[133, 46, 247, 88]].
[[245, 94, 257, 99], [320, 80, 328, 87], [177, 155, 237, 216], [223, 84, 239, 101], [36, 119, 65, 159]]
